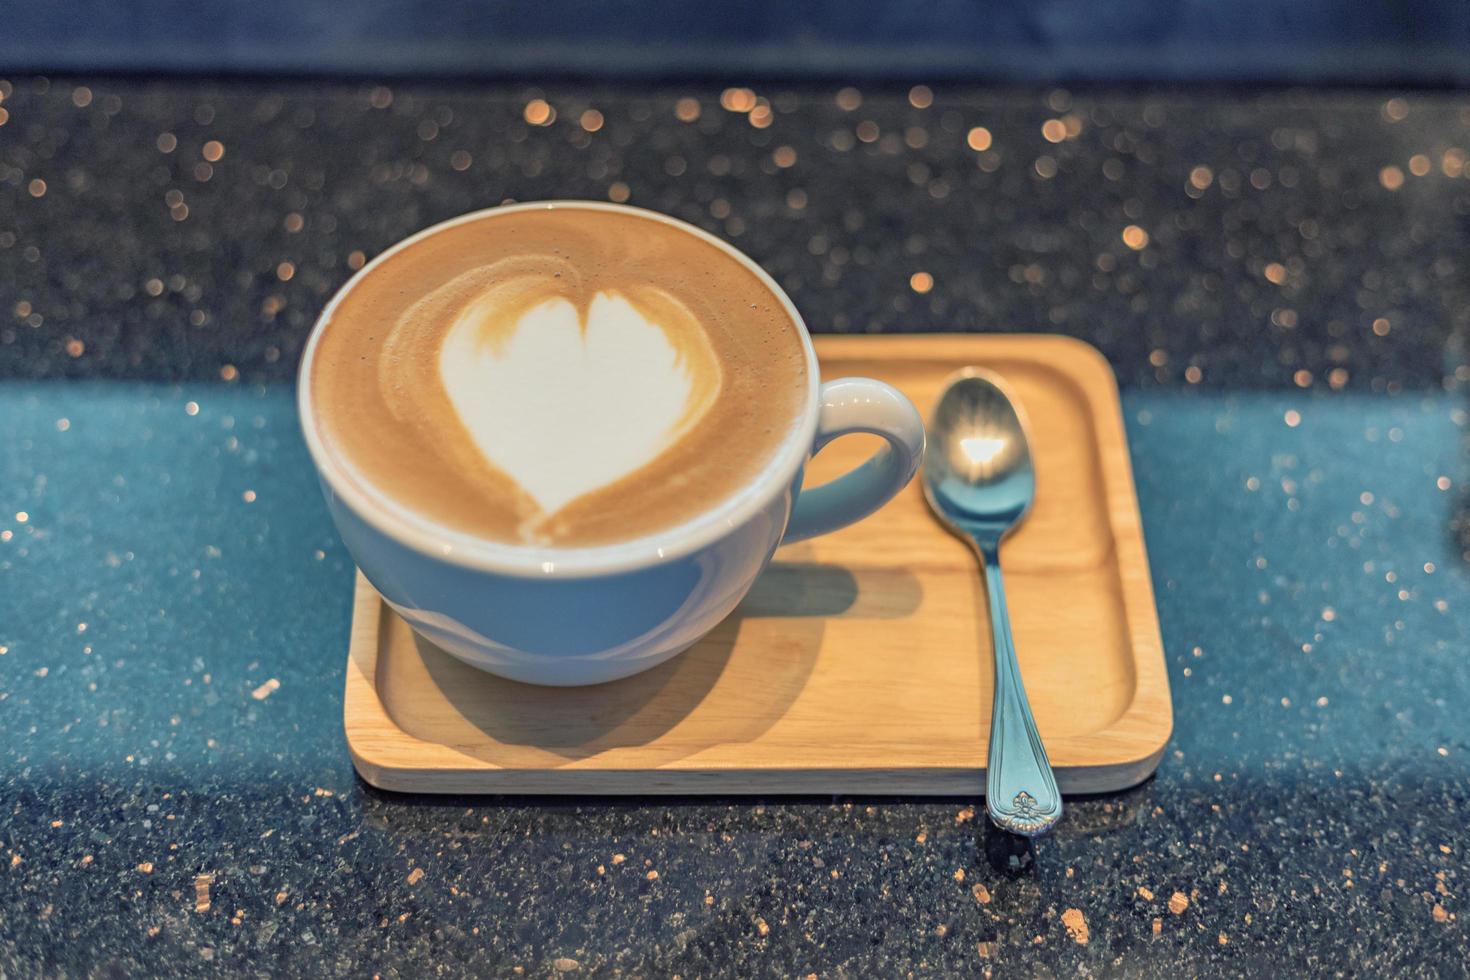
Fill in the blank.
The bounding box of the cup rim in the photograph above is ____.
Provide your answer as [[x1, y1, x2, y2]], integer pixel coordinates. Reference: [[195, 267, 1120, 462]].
[[297, 200, 821, 578]]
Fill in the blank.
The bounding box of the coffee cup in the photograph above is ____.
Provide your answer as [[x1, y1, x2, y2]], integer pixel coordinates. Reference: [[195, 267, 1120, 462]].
[[299, 201, 924, 685]]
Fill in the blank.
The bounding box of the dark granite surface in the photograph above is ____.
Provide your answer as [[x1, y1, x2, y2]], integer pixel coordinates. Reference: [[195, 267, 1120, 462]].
[[2, 78, 1469, 976]]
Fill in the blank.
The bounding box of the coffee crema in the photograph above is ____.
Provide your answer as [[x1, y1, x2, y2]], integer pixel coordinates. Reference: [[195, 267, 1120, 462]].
[[308, 205, 810, 547]]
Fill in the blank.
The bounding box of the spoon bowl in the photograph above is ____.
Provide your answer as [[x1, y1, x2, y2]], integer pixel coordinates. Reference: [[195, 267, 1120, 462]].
[[922, 368, 1062, 837], [923, 370, 1036, 541]]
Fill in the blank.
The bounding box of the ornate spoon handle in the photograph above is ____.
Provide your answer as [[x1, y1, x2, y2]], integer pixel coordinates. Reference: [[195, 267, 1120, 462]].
[[978, 542, 1062, 836]]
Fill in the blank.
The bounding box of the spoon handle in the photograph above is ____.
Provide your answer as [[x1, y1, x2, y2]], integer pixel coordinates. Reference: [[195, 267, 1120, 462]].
[[978, 543, 1062, 836]]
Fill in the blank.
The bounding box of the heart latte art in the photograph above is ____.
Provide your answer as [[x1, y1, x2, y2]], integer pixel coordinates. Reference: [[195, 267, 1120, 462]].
[[308, 206, 809, 547], [432, 267, 722, 533]]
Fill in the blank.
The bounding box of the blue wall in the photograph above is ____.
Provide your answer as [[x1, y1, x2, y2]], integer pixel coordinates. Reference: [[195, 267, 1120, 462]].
[[3, 0, 1469, 82]]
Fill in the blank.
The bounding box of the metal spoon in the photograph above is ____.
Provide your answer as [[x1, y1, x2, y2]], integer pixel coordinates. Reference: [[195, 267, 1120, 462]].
[[922, 368, 1062, 837]]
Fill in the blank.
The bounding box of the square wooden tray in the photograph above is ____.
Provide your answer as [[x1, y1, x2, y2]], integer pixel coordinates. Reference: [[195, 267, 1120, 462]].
[[343, 335, 1172, 795]]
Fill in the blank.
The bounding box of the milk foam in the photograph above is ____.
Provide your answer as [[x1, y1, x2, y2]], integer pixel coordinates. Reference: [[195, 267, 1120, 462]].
[[308, 205, 808, 548], [438, 286, 722, 523]]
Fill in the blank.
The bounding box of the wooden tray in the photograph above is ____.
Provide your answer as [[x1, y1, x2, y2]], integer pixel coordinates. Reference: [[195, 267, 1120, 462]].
[[343, 335, 1172, 795]]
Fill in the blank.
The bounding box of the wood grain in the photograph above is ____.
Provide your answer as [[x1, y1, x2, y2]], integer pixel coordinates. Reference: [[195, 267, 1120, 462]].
[[343, 335, 1173, 795]]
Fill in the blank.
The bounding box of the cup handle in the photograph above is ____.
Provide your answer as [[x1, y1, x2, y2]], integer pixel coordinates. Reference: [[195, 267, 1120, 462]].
[[781, 377, 926, 544]]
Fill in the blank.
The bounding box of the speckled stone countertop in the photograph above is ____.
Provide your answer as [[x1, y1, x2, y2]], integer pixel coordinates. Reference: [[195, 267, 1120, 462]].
[[2, 78, 1469, 976]]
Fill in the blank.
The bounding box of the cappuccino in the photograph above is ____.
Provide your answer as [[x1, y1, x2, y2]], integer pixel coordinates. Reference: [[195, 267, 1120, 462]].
[[308, 204, 809, 547]]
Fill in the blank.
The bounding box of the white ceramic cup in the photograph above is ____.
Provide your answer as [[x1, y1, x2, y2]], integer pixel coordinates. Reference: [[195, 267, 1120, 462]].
[[299, 201, 925, 686]]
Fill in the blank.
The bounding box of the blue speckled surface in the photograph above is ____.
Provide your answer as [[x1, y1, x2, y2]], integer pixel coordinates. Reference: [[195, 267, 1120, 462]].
[[0, 384, 352, 784], [4, 381, 1467, 974], [2, 77, 1470, 975]]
